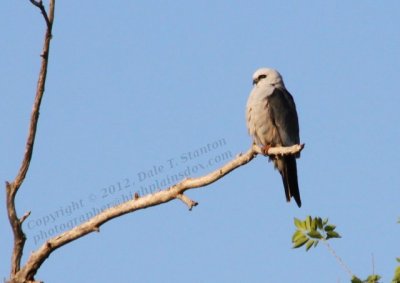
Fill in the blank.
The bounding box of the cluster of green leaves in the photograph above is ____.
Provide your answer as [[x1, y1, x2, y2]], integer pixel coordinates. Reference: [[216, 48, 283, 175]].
[[292, 216, 340, 251], [351, 274, 381, 283], [292, 216, 400, 283], [351, 258, 400, 282]]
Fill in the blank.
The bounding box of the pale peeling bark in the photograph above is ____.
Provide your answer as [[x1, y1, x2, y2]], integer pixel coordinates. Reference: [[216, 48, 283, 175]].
[[12, 144, 303, 282]]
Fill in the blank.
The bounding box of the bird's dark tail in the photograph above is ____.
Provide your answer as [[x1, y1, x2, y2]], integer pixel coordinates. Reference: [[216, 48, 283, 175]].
[[280, 156, 301, 207]]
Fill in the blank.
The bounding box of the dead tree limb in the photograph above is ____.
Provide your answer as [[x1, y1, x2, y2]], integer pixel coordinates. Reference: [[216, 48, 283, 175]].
[[12, 143, 303, 282], [6, 0, 55, 281], [6, 1, 305, 282]]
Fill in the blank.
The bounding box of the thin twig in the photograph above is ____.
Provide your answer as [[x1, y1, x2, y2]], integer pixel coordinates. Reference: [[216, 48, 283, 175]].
[[177, 193, 198, 210], [19, 211, 31, 225], [371, 253, 375, 275], [29, 0, 51, 30], [322, 239, 353, 278]]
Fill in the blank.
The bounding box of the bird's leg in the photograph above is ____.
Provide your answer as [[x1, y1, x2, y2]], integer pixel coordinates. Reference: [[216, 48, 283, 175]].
[[261, 144, 272, 156]]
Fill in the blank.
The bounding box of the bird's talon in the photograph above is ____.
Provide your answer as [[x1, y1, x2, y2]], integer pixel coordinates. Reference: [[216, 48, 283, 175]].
[[262, 145, 271, 156]]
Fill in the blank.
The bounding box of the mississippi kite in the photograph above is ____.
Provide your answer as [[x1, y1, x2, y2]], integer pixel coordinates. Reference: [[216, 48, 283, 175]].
[[246, 68, 301, 207]]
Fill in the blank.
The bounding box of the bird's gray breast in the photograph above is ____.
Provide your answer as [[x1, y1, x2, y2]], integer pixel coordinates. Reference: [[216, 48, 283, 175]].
[[246, 84, 281, 146]]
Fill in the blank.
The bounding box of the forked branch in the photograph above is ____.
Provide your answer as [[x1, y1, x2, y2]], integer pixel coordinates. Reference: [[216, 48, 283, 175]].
[[13, 143, 303, 282], [6, 0, 55, 281]]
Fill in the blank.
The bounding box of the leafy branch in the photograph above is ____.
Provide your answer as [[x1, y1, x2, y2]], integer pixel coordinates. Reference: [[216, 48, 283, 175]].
[[292, 216, 400, 283], [292, 216, 341, 251]]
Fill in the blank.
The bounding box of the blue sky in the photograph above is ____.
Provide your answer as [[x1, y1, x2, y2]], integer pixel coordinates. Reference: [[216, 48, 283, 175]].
[[1, 1, 400, 282]]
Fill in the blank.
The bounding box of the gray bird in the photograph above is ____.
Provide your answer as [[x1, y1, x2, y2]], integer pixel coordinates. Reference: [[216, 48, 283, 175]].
[[246, 68, 301, 207]]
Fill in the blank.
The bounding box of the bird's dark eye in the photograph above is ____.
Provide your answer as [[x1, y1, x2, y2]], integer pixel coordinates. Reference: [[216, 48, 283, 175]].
[[253, 74, 267, 85]]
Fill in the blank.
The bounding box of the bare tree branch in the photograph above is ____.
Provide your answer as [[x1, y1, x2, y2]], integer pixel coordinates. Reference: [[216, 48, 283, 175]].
[[19, 211, 32, 225], [29, 0, 52, 30], [7, 2, 306, 282], [177, 193, 198, 210], [6, 0, 55, 280], [12, 144, 303, 282]]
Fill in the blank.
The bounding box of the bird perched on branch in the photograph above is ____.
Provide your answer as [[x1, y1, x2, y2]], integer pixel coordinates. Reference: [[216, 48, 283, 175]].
[[246, 68, 302, 207]]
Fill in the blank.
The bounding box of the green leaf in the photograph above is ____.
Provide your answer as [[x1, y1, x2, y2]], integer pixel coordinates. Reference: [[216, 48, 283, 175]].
[[292, 235, 309, 249], [292, 230, 305, 242], [396, 257, 400, 263], [322, 218, 329, 226], [294, 218, 305, 230], [306, 216, 312, 230], [326, 231, 341, 239], [392, 265, 400, 282], [324, 225, 336, 232], [311, 217, 317, 230], [307, 230, 323, 239], [313, 240, 319, 248], [366, 274, 381, 283], [316, 217, 323, 230], [305, 240, 314, 251], [351, 276, 363, 283]]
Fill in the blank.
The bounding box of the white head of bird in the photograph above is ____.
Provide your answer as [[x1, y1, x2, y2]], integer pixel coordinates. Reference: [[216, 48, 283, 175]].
[[252, 68, 285, 88]]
